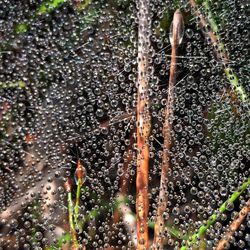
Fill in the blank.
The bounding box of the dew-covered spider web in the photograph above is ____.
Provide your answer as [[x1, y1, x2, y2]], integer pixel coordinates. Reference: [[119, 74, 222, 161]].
[[0, 0, 249, 249]]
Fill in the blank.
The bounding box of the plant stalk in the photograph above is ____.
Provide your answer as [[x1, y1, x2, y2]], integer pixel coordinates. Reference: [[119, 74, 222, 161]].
[[152, 9, 184, 249], [74, 160, 84, 230], [136, 0, 151, 248], [189, 0, 249, 111], [181, 177, 250, 250], [216, 198, 250, 250], [65, 178, 79, 250]]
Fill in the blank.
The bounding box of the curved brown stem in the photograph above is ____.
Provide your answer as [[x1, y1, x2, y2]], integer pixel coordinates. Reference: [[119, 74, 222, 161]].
[[153, 9, 184, 249], [216, 199, 250, 250]]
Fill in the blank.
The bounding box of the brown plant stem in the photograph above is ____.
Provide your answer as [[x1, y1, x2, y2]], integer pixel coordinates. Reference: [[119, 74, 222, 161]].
[[136, 0, 151, 249], [216, 199, 250, 250], [0, 169, 59, 220], [153, 9, 184, 249]]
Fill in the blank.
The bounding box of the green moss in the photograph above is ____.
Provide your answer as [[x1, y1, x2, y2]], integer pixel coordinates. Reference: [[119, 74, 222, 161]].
[[15, 23, 29, 34], [11, 0, 67, 36], [47, 233, 71, 250], [77, 0, 93, 11], [0, 81, 26, 89], [37, 0, 67, 15]]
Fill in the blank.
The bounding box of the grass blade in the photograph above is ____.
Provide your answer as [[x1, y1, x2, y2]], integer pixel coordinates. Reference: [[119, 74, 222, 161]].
[[181, 178, 250, 250]]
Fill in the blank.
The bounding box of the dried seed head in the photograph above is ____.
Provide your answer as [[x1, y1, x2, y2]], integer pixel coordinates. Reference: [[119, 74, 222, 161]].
[[169, 9, 184, 47], [74, 160, 87, 185]]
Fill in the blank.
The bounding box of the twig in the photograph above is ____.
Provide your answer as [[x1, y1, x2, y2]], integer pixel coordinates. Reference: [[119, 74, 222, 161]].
[[189, 0, 249, 111], [0, 169, 59, 220], [180, 177, 250, 250], [152, 9, 184, 249], [136, 0, 151, 248], [216, 198, 250, 250]]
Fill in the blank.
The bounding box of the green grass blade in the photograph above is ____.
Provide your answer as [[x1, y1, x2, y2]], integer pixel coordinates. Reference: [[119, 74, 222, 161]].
[[180, 178, 250, 250]]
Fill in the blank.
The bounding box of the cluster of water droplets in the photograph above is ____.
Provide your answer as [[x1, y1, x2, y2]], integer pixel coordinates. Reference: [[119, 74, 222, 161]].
[[0, 0, 249, 249]]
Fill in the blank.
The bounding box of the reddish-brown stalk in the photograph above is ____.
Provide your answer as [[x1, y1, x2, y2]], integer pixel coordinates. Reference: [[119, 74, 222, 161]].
[[153, 9, 184, 249], [216, 199, 250, 250], [136, 0, 151, 249]]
